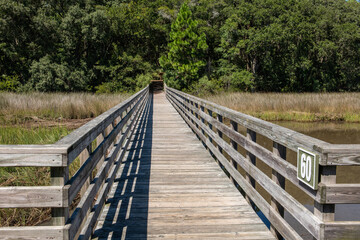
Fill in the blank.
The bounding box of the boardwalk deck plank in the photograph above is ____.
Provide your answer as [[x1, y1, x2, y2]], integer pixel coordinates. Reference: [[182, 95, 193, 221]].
[[93, 92, 275, 240]]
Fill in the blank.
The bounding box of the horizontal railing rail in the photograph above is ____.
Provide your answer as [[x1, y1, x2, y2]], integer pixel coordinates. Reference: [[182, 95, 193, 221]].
[[166, 85, 360, 240], [0, 86, 149, 239]]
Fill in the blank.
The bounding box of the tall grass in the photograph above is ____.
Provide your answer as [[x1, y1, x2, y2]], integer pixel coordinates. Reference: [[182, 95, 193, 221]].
[[0, 92, 130, 124], [0, 92, 130, 227], [0, 126, 71, 145], [203, 92, 360, 122], [0, 126, 73, 227]]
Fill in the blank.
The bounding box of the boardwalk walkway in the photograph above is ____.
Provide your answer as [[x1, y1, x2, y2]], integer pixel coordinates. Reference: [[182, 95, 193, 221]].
[[93, 92, 275, 239]]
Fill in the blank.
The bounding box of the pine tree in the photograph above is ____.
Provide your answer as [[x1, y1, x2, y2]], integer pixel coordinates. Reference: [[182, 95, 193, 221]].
[[160, 2, 208, 90]]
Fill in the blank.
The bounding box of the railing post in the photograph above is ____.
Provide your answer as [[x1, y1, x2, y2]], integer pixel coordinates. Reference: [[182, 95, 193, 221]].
[[217, 115, 223, 154], [271, 142, 286, 239], [51, 161, 69, 227], [194, 102, 201, 132], [217, 114, 224, 169], [79, 146, 91, 197], [191, 101, 198, 129], [230, 120, 238, 185], [187, 99, 193, 124], [96, 131, 105, 175], [207, 110, 213, 144], [314, 166, 336, 240], [246, 129, 256, 204], [200, 105, 206, 137]]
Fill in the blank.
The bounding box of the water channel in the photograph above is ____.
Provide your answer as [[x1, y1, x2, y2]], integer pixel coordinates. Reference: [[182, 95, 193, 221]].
[[251, 121, 360, 238]]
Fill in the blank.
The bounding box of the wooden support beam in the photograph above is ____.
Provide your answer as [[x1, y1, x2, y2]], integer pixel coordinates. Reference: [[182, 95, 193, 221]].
[[245, 129, 256, 205], [271, 142, 286, 240]]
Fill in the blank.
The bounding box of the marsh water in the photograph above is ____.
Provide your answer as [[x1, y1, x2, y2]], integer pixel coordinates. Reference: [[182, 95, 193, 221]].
[[251, 121, 360, 238]]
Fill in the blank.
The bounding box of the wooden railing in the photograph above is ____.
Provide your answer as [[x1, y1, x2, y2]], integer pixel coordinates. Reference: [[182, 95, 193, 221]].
[[0, 86, 149, 239], [166, 85, 360, 240]]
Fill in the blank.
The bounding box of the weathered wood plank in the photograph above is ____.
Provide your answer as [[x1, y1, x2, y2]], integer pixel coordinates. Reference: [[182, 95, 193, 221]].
[[168, 94, 301, 240], [320, 183, 360, 203], [322, 144, 360, 165], [270, 142, 286, 239], [66, 94, 145, 203], [57, 86, 148, 165], [0, 186, 65, 208], [93, 91, 275, 240], [168, 91, 320, 238], [0, 226, 65, 240], [51, 165, 69, 227], [0, 153, 63, 167], [167, 87, 329, 157], [324, 222, 360, 240], [0, 145, 68, 154], [78, 94, 149, 240], [67, 91, 148, 239]]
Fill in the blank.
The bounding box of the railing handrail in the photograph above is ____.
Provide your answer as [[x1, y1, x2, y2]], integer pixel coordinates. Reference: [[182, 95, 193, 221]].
[[166, 86, 360, 166], [0, 85, 150, 239], [0, 87, 149, 167], [165, 85, 360, 240], [56, 86, 149, 165]]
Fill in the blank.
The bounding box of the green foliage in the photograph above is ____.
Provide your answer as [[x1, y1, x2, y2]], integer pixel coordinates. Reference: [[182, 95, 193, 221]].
[[160, 2, 208, 90], [95, 81, 121, 94], [0, 0, 359, 93], [0, 126, 71, 145], [136, 73, 153, 90], [29, 55, 88, 92], [219, 70, 254, 92], [189, 76, 221, 96], [0, 75, 20, 91], [96, 51, 151, 92], [218, 0, 360, 92]]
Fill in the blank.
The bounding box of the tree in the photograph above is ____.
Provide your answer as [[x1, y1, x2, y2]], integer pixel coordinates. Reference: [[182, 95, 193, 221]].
[[160, 2, 208, 90]]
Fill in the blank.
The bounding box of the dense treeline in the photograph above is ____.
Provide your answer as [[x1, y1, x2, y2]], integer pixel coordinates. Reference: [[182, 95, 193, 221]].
[[0, 0, 359, 93]]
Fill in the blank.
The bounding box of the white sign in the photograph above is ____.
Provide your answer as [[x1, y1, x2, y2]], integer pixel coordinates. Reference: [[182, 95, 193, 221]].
[[297, 148, 319, 190]]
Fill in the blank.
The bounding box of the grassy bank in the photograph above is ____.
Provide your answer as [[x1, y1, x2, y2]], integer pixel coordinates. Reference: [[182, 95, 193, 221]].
[[0, 92, 130, 227], [0, 126, 72, 227], [0, 92, 130, 125], [203, 92, 360, 122]]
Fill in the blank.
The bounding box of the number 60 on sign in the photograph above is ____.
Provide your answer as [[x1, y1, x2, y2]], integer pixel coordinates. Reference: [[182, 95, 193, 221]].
[[297, 148, 319, 190]]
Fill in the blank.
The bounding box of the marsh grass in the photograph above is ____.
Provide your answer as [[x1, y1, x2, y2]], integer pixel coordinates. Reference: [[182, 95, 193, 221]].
[[0, 92, 130, 124], [0, 126, 71, 145], [203, 92, 360, 122], [0, 125, 78, 227], [0, 92, 129, 227]]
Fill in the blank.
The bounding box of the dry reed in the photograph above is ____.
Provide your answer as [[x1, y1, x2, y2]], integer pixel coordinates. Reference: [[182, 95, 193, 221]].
[[203, 92, 360, 122], [0, 92, 130, 123], [0, 92, 130, 226]]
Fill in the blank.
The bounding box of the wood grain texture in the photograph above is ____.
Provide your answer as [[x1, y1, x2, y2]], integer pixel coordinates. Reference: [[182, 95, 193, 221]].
[[0, 145, 68, 154], [168, 90, 321, 238], [323, 222, 360, 240], [167, 88, 324, 239], [0, 153, 63, 167], [92, 92, 275, 240], [67, 93, 145, 204], [166, 87, 328, 157], [167, 93, 302, 240], [167, 90, 320, 200], [0, 186, 65, 208], [320, 183, 360, 203], [3, 85, 360, 239], [67, 91, 148, 240], [57, 86, 148, 165], [0, 226, 65, 240]]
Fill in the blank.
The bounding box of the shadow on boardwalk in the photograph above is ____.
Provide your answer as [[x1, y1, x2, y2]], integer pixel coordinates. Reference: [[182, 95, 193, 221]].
[[93, 94, 153, 239]]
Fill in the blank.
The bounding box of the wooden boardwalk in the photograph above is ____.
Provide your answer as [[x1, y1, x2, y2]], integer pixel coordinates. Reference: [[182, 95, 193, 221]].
[[1, 85, 359, 240], [93, 92, 275, 239]]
